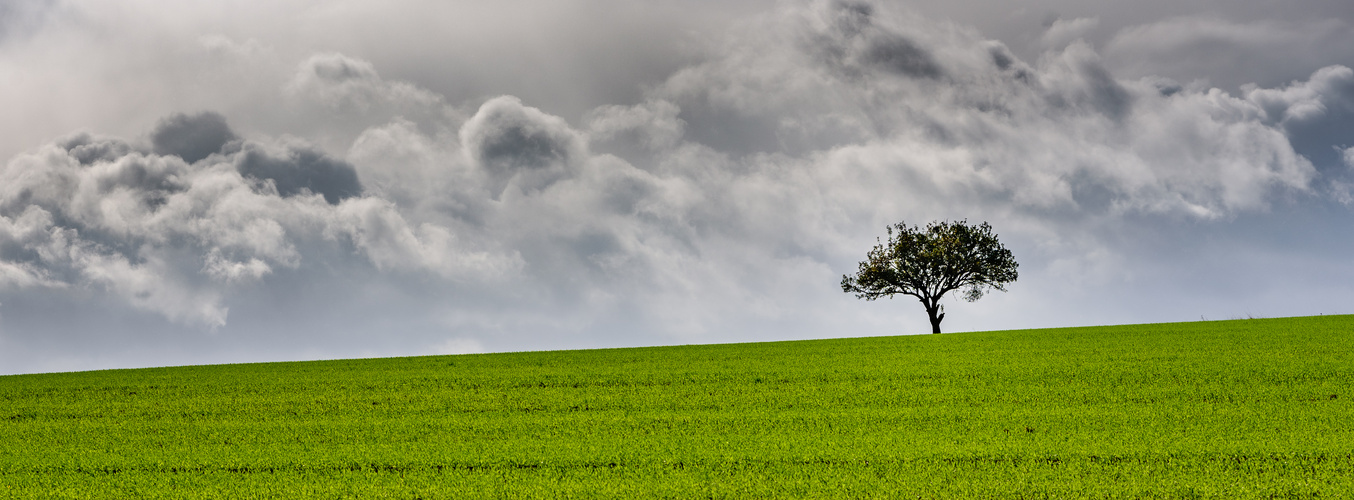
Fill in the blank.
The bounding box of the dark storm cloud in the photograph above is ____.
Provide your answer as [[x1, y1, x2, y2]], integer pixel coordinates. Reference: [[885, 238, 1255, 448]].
[[863, 36, 943, 79], [236, 142, 362, 205], [460, 96, 582, 198], [475, 118, 570, 170], [150, 112, 239, 164], [987, 44, 1015, 71], [58, 134, 137, 166], [810, 1, 943, 79]]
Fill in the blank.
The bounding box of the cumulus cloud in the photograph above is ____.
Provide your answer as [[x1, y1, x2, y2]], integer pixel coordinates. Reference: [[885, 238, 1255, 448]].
[[1244, 65, 1354, 127], [150, 112, 239, 164], [0, 114, 513, 327], [287, 53, 444, 114], [655, 1, 1316, 219], [346, 118, 470, 213], [460, 96, 585, 199], [235, 140, 363, 204]]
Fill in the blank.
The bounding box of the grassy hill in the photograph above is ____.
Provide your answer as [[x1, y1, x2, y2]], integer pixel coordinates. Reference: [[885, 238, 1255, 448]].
[[2, 316, 1351, 498]]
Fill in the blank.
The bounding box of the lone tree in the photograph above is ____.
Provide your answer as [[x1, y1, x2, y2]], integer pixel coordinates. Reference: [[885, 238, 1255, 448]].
[[841, 220, 1017, 334]]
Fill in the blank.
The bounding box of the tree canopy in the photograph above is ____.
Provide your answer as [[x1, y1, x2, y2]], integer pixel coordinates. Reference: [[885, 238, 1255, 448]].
[[841, 220, 1017, 333]]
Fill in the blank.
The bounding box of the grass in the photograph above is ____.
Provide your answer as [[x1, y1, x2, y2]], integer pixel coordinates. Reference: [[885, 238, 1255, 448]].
[[1, 315, 1351, 498]]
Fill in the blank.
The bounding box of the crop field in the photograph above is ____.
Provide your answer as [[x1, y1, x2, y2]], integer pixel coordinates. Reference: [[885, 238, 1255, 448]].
[[1, 315, 1351, 498]]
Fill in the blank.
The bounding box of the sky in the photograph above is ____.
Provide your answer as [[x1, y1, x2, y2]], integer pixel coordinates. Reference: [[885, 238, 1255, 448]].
[[1, 0, 1352, 375]]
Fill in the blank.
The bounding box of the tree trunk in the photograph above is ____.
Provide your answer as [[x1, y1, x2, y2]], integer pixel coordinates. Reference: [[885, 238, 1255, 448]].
[[925, 302, 945, 334]]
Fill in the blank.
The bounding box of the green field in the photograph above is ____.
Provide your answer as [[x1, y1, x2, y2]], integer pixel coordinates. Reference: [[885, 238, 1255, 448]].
[[1, 316, 1351, 498]]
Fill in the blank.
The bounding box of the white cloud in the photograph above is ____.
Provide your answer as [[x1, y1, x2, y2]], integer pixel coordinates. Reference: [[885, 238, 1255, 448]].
[[0, 119, 517, 326], [202, 249, 271, 284], [1040, 17, 1101, 49], [330, 196, 521, 280], [1243, 65, 1354, 126], [287, 53, 443, 114]]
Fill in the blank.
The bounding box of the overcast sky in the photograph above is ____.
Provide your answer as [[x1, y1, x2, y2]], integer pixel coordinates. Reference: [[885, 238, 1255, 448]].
[[2, 0, 1352, 375]]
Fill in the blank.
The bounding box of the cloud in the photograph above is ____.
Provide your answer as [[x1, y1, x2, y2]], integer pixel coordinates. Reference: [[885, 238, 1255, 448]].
[[0, 0, 57, 44], [235, 140, 363, 205], [1242, 65, 1354, 171], [655, 1, 1316, 218], [585, 99, 686, 158], [1104, 16, 1354, 91], [202, 248, 270, 284], [1244, 65, 1354, 126], [287, 53, 448, 119], [346, 118, 475, 214], [460, 96, 585, 199], [1040, 17, 1100, 49], [196, 34, 270, 61], [0, 113, 514, 327], [431, 337, 485, 355], [150, 112, 239, 164], [1334, 145, 1354, 203], [811, 1, 944, 79]]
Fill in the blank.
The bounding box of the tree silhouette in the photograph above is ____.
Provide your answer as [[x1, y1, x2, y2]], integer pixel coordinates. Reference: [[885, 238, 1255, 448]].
[[841, 220, 1017, 333]]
